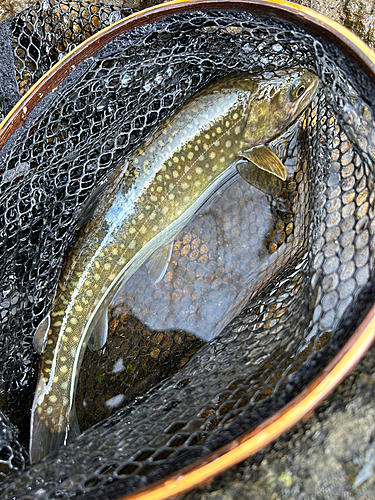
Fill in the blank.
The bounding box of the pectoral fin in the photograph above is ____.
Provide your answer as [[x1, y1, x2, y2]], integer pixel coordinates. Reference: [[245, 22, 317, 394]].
[[236, 159, 283, 197], [88, 309, 108, 352], [240, 145, 287, 181], [146, 240, 174, 285], [33, 315, 50, 354]]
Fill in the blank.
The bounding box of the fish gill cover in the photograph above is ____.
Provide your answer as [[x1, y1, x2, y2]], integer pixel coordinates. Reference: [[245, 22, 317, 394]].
[[0, 1, 374, 498]]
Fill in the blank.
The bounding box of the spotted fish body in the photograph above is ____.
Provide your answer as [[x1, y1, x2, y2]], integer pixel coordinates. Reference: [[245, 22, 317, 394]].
[[30, 68, 319, 462]]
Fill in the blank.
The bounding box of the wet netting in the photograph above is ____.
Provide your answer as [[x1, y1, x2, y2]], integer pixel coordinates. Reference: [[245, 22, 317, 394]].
[[0, 1, 375, 498]]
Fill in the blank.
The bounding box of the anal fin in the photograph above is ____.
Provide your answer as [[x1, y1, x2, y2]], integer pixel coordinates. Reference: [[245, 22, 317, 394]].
[[75, 166, 124, 229]]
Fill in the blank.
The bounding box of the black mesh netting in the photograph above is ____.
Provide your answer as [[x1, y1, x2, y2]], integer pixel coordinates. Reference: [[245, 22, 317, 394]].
[[0, 1, 375, 498]]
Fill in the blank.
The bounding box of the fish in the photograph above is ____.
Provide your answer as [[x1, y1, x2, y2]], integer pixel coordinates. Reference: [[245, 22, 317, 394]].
[[75, 163, 304, 432], [29, 67, 319, 462]]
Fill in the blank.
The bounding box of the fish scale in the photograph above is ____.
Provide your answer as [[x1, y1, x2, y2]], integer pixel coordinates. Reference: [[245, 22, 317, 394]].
[[30, 68, 318, 462]]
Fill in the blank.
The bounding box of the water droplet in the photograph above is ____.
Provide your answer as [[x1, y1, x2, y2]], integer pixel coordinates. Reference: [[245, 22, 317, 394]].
[[155, 74, 163, 85], [21, 106, 28, 121], [96, 100, 107, 112], [272, 43, 283, 52], [104, 394, 125, 408], [121, 74, 131, 86], [343, 103, 358, 127], [112, 357, 123, 374], [143, 81, 152, 92], [2, 162, 30, 182], [108, 11, 121, 24]]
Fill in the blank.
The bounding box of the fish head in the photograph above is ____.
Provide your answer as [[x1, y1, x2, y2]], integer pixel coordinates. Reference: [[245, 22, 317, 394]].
[[242, 67, 319, 146]]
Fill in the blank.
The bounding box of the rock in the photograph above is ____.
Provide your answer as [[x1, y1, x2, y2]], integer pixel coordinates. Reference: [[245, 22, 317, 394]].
[[344, 0, 375, 48]]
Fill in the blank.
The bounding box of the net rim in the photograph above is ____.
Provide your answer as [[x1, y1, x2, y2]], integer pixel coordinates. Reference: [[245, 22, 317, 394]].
[[1, 1, 375, 498], [1, 0, 375, 149], [119, 303, 375, 500]]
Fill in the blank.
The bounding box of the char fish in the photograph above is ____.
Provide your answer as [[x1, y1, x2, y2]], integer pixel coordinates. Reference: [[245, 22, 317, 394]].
[[30, 67, 319, 462]]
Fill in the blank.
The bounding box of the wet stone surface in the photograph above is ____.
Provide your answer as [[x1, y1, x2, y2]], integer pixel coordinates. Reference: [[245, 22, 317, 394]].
[[345, 0, 375, 49]]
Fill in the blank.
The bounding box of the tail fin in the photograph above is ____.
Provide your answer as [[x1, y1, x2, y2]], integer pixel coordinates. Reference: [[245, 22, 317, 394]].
[[29, 378, 80, 463], [29, 407, 80, 463], [29, 413, 67, 463]]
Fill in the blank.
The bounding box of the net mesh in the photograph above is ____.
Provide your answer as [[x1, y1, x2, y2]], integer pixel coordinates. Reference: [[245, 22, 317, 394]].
[[0, 2, 375, 498]]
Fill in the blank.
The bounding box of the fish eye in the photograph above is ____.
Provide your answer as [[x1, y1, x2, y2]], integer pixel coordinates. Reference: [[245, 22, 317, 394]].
[[290, 78, 307, 100], [296, 83, 306, 98]]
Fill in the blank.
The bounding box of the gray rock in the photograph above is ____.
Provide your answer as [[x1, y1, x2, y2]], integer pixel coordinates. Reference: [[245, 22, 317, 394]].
[[345, 0, 375, 48]]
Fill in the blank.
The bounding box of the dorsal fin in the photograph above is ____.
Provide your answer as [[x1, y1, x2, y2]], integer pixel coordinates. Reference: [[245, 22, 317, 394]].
[[76, 166, 124, 229]]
